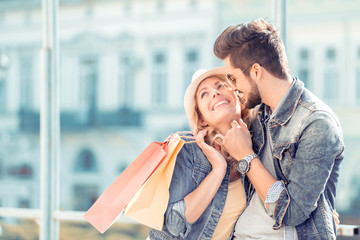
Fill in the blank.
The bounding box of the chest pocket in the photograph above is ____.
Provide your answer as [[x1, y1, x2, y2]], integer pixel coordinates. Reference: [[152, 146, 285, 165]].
[[192, 155, 212, 185], [275, 143, 296, 181]]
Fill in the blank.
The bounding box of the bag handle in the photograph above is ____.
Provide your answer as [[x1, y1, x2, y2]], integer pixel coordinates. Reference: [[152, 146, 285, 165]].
[[161, 131, 204, 148]]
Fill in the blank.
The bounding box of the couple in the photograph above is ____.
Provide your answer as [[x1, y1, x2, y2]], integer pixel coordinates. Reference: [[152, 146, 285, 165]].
[[148, 19, 344, 240]]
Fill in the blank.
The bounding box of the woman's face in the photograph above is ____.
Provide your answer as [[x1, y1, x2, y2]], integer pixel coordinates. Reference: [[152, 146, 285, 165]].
[[195, 76, 242, 132]]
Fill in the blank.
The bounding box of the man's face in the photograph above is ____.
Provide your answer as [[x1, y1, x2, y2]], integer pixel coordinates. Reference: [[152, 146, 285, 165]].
[[224, 56, 262, 109]]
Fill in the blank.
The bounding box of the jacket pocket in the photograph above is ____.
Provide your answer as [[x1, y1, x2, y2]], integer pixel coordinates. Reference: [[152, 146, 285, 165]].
[[275, 144, 295, 181], [192, 156, 212, 185]]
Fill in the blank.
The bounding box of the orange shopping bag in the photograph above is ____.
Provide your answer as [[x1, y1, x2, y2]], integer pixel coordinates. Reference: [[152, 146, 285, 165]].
[[124, 134, 185, 230], [83, 140, 167, 233]]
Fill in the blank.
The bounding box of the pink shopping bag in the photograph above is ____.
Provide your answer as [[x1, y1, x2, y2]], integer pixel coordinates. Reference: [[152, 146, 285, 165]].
[[83, 141, 167, 233], [124, 134, 185, 230]]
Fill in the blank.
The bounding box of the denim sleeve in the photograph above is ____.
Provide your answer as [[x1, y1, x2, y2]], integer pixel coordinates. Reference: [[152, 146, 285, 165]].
[[165, 200, 192, 238], [272, 112, 344, 229], [162, 139, 197, 238]]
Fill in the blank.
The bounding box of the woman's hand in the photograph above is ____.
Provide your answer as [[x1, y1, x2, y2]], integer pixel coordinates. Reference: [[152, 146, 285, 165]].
[[195, 130, 227, 174]]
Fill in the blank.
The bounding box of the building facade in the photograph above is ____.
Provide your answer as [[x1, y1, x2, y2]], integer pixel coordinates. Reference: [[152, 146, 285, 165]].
[[0, 0, 360, 216]]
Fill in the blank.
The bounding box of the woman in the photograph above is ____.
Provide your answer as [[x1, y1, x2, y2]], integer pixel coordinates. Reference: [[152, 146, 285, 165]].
[[148, 67, 252, 240]]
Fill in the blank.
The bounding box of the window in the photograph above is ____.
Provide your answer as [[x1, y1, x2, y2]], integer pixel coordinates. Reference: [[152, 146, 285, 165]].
[[118, 161, 128, 174], [323, 47, 338, 104], [326, 48, 336, 62], [119, 52, 134, 108], [0, 49, 10, 113], [157, 0, 164, 12], [297, 48, 311, 89], [124, 1, 132, 12], [0, 80, 5, 113], [78, 54, 98, 125], [190, 0, 198, 9], [8, 163, 33, 179], [73, 184, 98, 211], [19, 51, 34, 110], [74, 149, 98, 173], [152, 51, 167, 105], [356, 47, 360, 101], [18, 198, 30, 208], [184, 48, 199, 94]]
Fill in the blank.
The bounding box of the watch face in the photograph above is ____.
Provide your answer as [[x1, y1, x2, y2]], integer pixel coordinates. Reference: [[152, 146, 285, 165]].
[[238, 159, 249, 173]]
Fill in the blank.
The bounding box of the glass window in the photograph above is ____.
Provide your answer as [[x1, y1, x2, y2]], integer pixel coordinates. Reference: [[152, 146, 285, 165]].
[[74, 149, 97, 173], [152, 51, 167, 105], [297, 48, 311, 89], [73, 184, 98, 211], [356, 47, 360, 101], [356, 69, 360, 101], [78, 54, 98, 125], [157, 0, 164, 12], [119, 52, 134, 108], [298, 69, 309, 88], [19, 51, 34, 111], [326, 48, 336, 61], [184, 48, 200, 94], [299, 48, 308, 60], [323, 47, 338, 103], [0, 49, 10, 113], [0, 80, 6, 113], [190, 0, 198, 9]]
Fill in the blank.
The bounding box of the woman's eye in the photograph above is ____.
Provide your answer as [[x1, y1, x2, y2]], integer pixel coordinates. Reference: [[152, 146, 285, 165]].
[[201, 92, 208, 98], [218, 84, 224, 89]]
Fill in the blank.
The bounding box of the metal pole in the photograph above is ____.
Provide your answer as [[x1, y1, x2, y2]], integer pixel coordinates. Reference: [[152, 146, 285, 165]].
[[272, 0, 287, 48], [40, 0, 60, 239]]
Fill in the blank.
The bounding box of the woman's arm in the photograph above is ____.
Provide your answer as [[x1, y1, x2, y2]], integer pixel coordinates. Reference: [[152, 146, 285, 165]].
[[184, 130, 227, 223], [164, 131, 227, 237]]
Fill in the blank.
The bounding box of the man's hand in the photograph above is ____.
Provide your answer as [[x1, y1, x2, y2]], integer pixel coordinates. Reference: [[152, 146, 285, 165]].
[[223, 119, 254, 161]]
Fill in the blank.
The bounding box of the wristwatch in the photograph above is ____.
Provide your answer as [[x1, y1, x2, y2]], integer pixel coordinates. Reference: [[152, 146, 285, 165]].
[[237, 153, 258, 174]]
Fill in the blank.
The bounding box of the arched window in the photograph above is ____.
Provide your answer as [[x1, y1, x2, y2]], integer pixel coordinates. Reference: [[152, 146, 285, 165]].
[[74, 149, 97, 172]]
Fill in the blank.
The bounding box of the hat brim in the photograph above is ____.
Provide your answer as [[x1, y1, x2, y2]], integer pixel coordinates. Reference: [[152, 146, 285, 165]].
[[184, 67, 228, 130]]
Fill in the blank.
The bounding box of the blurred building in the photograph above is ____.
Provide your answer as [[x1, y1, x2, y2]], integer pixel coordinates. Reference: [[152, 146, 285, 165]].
[[0, 0, 359, 218]]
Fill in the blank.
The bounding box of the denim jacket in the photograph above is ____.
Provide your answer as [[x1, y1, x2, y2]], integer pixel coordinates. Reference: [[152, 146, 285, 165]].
[[249, 78, 344, 240], [149, 134, 250, 240]]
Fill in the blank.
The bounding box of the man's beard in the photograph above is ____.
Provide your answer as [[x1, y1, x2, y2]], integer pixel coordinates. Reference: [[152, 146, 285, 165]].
[[245, 78, 262, 109]]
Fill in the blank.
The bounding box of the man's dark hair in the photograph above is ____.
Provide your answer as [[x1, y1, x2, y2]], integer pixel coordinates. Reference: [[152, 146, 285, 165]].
[[214, 19, 290, 80]]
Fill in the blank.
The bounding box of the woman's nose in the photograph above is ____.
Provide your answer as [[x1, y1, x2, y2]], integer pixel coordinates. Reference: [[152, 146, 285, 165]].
[[211, 89, 220, 98]]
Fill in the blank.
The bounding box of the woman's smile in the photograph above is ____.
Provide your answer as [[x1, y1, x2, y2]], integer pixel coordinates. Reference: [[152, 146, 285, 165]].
[[212, 99, 230, 111]]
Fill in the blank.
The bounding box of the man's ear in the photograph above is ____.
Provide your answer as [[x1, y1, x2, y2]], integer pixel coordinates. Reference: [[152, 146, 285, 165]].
[[251, 63, 263, 82]]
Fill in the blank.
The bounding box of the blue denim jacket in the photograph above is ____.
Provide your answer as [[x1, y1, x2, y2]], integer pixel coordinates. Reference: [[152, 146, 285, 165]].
[[249, 78, 344, 240], [149, 134, 250, 240]]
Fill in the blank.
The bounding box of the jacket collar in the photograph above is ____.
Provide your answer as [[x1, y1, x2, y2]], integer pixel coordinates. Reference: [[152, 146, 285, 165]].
[[268, 77, 304, 126]]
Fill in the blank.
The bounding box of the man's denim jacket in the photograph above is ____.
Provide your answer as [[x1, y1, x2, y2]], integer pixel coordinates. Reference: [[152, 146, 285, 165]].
[[248, 78, 344, 240], [148, 134, 250, 240]]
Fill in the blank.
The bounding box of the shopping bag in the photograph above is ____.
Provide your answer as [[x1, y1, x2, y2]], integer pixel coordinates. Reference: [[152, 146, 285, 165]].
[[124, 134, 185, 230], [83, 141, 167, 234]]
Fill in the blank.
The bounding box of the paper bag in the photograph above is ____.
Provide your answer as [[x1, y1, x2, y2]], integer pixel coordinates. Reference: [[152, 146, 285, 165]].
[[83, 141, 167, 233], [124, 134, 185, 230]]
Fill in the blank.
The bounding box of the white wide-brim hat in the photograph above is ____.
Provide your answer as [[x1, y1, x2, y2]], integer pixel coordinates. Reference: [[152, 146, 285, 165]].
[[184, 67, 228, 130]]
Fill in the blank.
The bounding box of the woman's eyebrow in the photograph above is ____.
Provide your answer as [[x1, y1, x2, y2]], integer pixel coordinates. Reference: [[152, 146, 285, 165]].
[[215, 81, 221, 86], [197, 86, 208, 95]]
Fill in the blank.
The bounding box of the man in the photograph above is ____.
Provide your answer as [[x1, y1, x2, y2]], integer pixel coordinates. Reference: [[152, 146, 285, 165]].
[[213, 19, 344, 239]]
